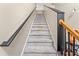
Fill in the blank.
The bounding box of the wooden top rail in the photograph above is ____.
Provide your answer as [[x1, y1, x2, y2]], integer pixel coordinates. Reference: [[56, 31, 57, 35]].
[[59, 19, 79, 41]]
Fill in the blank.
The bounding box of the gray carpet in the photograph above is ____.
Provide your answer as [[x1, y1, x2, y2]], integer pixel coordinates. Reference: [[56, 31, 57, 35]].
[[23, 13, 57, 56]]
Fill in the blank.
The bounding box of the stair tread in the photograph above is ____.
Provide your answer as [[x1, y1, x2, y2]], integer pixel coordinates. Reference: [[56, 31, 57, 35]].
[[28, 38, 52, 42], [23, 53, 57, 56], [24, 45, 56, 53], [32, 25, 47, 27], [31, 30, 49, 31], [26, 42, 54, 46], [32, 26, 47, 28], [33, 24, 46, 25], [33, 23, 46, 25], [30, 31, 50, 35], [28, 35, 51, 39], [31, 28, 48, 30]]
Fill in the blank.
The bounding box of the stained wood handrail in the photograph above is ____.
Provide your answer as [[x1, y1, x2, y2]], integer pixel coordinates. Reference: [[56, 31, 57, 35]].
[[59, 19, 79, 41]]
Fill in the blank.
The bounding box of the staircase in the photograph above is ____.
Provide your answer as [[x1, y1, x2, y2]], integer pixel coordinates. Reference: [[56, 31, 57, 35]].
[[22, 12, 57, 56]]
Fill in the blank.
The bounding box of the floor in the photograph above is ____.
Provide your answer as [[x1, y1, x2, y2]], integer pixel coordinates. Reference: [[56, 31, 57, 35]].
[[22, 12, 57, 56]]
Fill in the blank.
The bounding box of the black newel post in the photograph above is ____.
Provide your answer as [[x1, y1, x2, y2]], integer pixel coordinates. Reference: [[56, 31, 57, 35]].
[[57, 12, 66, 55]]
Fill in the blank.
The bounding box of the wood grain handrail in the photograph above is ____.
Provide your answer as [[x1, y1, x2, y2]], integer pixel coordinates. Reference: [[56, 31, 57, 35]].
[[59, 19, 79, 41]]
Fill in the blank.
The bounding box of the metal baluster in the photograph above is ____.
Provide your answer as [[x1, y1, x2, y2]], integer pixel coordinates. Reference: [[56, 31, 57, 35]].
[[68, 32, 70, 56], [73, 37, 75, 56], [64, 29, 66, 56]]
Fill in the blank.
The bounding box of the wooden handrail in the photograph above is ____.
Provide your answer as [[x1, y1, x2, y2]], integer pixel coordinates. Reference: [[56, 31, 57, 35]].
[[59, 19, 79, 41]]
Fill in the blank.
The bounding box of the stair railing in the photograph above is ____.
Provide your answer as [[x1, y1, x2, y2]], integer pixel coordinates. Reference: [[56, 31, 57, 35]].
[[59, 19, 79, 56]]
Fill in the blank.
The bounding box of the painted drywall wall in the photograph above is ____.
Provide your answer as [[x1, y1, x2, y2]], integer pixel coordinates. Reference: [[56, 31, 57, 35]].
[[44, 5, 57, 51], [54, 3, 79, 29], [36, 3, 44, 11], [0, 3, 35, 55], [44, 3, 55, 8], [0, 3, 35, 44], [36, 3, 55, 14], [0, 11, 36, 56], [53, 3, 79, 43]]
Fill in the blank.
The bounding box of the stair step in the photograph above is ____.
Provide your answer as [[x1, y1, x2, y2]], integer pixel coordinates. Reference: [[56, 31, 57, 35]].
[[29, 35, 51, 36], [33, 23, 46, 25], [31, 30, 49, 31], [32, 24, 47, 27], [32, 26, 48, 29], [28, 38, 52, 42], [32, 24, 48, 29], [33, 24, 46, 25], [23, 52, 57, 56], [31, 27, 48, 30], [32, 25, 47, 27], [23, 45, 56, 54], [30, 30, 50, 35], [26, 42, 54, 46], [34, 20, 46, 23], [29, 35, 51, 39], [34, 19, 46, 21], [33, 21, 46, 23]]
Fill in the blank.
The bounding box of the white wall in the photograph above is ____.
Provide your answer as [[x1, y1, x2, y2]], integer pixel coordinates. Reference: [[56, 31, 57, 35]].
[[0, 3, 35, 55], [36, 3, 55, 11], [0, 3, 35, 44], [53, 3, 79, 43], [54, 3, 79, 29], [44, 5, 57, 51], [36, 3, 44, 11], [44, 3, 79, 51]]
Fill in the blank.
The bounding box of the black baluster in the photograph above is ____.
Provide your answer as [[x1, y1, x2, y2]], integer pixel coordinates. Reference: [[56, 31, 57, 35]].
[[73, 37, 75, 56], [64, 29, 66, 56], [68, 32, 70, 56]]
